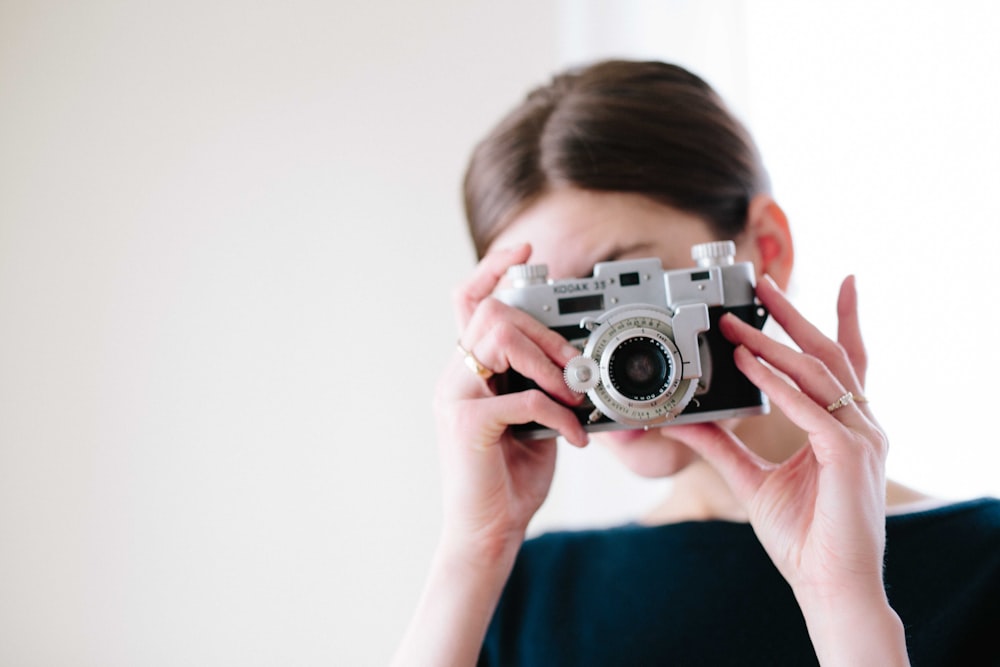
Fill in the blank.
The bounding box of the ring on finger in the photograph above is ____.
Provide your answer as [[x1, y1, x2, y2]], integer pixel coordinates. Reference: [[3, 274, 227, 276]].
[[826, 391, 868, 413], [457, 340, 495, 380]]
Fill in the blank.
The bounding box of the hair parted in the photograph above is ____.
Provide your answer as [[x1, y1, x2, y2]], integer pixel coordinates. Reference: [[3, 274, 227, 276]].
[[462, 59, 771, 258]]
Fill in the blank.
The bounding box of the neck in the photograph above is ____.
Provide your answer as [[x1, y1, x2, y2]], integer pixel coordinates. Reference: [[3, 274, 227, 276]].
[[642, 458, 749, 524]]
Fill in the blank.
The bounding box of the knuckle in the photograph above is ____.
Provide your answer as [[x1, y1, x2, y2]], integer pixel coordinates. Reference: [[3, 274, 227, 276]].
[[491, 320, 519, 349], [451, 284, 472, 315], [463, 296, 507, 331], [478, 296, 506, 320], [801, 354, 828, 376], [854, 426, 889, 463], [814, 339, 853, 372], [521, 389, 549, 413], [824, 339, 849, 363], [872, 428, 890, 455]]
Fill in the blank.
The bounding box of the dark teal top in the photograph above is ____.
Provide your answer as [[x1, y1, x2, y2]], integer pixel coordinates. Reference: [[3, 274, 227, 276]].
[[480, 497, 1000, 666]]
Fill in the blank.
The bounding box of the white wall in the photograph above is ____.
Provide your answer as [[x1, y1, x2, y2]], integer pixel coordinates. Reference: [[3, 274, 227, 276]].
[[0, 2, 559, 665], [2, 2, 998, 665], [533, 0, 1000, 534], [745, 1, 1000, 505]]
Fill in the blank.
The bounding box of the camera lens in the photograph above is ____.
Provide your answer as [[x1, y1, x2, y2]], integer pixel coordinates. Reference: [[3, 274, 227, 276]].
[[608, 336, 673, 401]]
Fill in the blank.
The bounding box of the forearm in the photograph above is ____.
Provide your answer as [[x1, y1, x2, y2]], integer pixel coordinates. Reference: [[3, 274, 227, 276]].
[[391, 539, 520, 667], [797, 588, 909, 667]]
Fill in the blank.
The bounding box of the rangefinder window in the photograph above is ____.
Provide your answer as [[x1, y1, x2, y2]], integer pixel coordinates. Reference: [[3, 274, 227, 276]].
[[691, 270, 711, 281], [619, 271, 641, 286], [558, 294, 604, 315]]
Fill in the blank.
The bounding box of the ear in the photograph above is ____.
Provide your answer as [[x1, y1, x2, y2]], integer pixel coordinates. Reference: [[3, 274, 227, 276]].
[[741, 194, 794, 290]]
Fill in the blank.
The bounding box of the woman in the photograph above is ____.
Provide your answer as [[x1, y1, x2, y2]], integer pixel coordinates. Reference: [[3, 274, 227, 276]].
[[393, 60, 1000, 665]]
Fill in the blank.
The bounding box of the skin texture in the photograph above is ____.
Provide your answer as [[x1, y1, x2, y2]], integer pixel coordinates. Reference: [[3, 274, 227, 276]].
[[393, 188, 910, 666]]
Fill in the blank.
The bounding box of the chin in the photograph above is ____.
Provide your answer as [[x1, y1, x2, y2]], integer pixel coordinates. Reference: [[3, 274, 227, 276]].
[[596, 428, 698, 478]]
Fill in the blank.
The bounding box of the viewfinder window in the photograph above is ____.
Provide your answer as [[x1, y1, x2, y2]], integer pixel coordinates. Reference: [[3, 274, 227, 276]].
[[558, 294, 604, 315]]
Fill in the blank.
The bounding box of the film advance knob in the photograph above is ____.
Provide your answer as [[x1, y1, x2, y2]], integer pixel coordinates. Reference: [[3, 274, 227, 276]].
[[691, 240, 737, 267], [564, 356, 600, 394]]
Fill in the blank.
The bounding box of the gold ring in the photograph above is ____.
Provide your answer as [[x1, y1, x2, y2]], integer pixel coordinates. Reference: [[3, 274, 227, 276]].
[[457, 340, 494, 380], [827, 391, 867, 413]]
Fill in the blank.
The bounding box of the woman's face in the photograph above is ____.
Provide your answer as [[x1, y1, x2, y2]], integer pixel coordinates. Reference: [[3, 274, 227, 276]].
[[490, 187, 753, 478]]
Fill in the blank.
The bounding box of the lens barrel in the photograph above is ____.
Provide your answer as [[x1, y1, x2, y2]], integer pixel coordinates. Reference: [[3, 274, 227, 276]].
[[608, 336, 672, 401]]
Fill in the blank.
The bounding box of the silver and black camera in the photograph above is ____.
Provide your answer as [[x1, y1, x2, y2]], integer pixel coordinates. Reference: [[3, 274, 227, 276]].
[[495, 241, 769, 438]]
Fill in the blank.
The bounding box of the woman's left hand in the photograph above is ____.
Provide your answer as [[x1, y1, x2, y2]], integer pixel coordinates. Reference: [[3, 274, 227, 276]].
[[667, 275, 894, 613]]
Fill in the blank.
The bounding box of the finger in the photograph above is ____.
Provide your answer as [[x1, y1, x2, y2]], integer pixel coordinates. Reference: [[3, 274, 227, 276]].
[[662, 422, 770, 502], [753, 275, 862, 389], [836, 275, 869, 386], [749, 276, 874, 424], [469, 322, 583, 406], [720, 314, 856, 418], [463, 297, 581, 367], [461, 297, 581, 400], [456, 390, 589, 448], [453, 243, 532, 329], [732, 344, 862, 436]]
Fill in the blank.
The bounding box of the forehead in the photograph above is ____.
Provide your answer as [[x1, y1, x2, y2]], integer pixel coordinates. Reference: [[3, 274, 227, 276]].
[[491, 188, 715, 279]]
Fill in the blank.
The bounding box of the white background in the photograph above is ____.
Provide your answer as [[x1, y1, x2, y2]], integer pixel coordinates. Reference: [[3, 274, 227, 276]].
[[2, 2, 998, 665]]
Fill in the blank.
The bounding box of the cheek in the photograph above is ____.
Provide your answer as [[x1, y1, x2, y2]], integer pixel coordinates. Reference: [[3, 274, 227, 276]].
[[597, 430, 699, 478]]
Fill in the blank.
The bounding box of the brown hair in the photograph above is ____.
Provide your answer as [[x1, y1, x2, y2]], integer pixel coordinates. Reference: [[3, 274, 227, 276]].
[[462, 60, 771, 258]]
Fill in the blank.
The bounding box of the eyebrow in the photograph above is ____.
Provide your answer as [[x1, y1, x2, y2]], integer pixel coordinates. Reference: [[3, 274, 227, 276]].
[[565, 242, 658, 278]]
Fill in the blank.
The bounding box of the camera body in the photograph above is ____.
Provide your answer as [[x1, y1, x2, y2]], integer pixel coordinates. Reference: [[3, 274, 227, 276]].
[[494, 241, 769, 438]]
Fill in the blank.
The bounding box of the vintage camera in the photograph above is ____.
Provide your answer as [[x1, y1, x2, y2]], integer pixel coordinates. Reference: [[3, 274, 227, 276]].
[[494, 241, 769, 438]]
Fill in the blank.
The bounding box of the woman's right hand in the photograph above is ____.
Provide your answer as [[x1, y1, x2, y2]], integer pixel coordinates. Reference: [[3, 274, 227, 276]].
[[434, 242, 589, 563]]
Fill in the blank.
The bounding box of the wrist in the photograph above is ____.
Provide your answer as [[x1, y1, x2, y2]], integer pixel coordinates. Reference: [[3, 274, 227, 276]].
[[391, 532, 523, 667], [796, 587, 909, 666], [438, 524, 525, 576]]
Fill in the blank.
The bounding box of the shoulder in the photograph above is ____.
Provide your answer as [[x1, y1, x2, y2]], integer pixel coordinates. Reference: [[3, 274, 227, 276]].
[[885, 497, 1000, 570], [887, 496, 1000, 534], [884, 497, 1000, 663]]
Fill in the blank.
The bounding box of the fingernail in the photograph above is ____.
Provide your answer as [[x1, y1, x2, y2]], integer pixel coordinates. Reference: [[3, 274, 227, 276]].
[[562, 344, 581, 363], [719, 312, 744, 329]]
